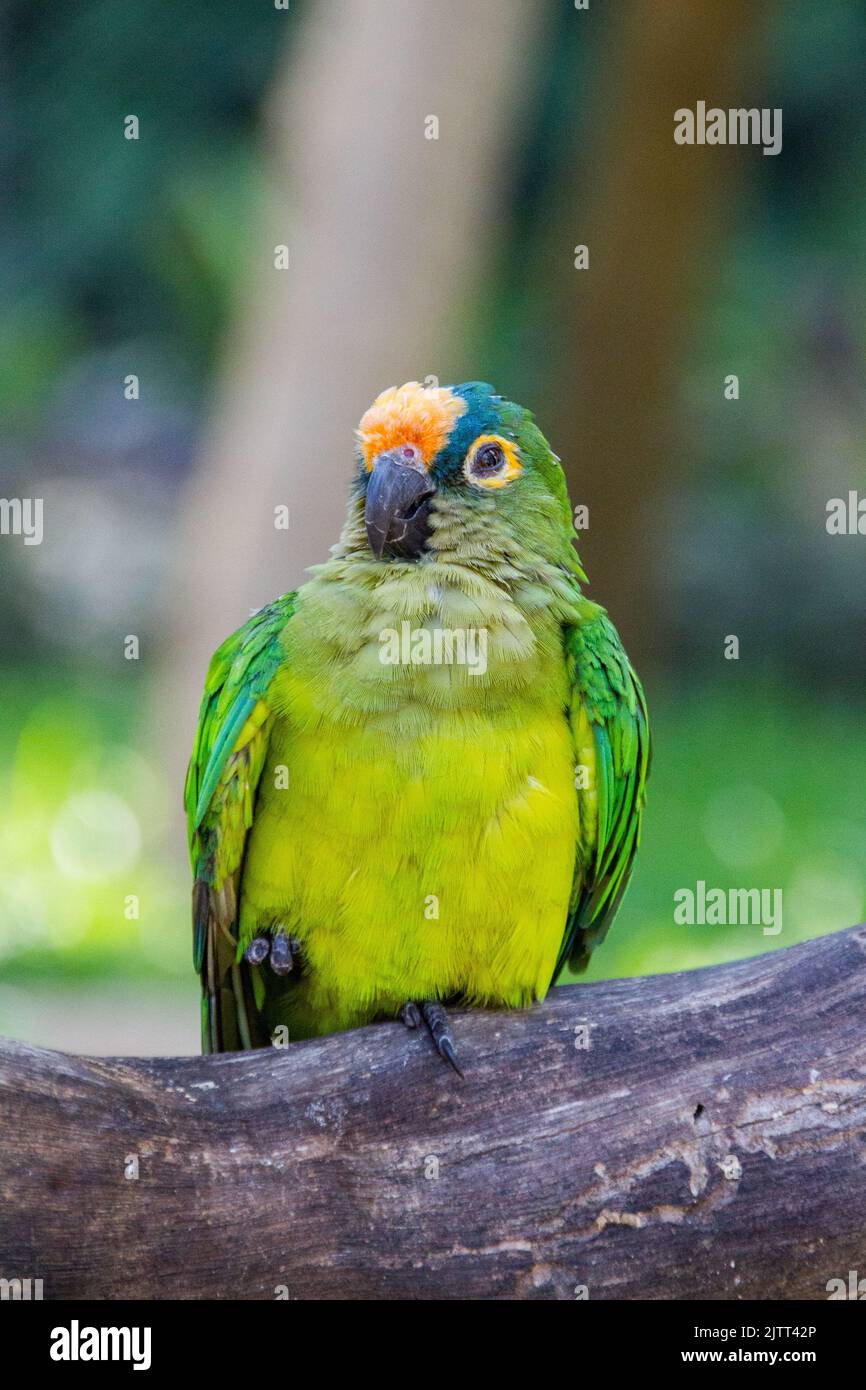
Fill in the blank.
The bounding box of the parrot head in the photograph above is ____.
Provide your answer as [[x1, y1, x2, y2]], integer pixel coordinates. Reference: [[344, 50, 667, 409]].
[[354, 381, 582, 576]]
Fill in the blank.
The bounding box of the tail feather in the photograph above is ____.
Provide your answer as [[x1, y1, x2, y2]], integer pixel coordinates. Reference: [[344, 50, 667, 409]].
[[196, 878, 268, 1053]]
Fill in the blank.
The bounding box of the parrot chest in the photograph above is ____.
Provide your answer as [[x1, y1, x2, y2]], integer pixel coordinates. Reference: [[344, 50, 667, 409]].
[[240, 574, 581, 1033]]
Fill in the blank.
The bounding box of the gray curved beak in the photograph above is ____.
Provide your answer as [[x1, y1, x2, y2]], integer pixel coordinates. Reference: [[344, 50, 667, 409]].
[[365, 450, 435, 560]]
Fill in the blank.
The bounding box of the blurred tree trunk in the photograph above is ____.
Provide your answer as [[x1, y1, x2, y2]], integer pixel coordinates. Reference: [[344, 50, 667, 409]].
[[545, 0, 762, 664], [154, 0, 546, 795]]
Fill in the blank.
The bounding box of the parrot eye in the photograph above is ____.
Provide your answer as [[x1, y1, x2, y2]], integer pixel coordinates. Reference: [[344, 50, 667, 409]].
[[464, 434, 522, 489], [473, 442, 504, 473]]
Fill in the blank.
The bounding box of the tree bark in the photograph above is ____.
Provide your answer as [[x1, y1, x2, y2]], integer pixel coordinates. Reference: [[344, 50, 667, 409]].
[[2, 926, 865, 1301]]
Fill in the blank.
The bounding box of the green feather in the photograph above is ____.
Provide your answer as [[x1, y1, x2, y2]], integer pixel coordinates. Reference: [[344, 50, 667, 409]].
[[185, 592, 297, 1050], [555, 607, 651, 978]]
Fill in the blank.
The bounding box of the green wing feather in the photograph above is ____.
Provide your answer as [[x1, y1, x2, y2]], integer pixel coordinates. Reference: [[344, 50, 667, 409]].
[[555, 601, 651, 979], [184, 593, 296, 1052]]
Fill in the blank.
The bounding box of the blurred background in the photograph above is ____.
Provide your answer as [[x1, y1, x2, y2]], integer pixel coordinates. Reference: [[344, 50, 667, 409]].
[[1, 0, 865, 1054]]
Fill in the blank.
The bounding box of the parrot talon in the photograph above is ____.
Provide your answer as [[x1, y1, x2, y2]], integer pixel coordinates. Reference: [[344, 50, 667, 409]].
[[245, 931, 302, 976], [269, 930, 299, 976], [400, 1001, 422, 1030], [421, 1000, 463, 1078]]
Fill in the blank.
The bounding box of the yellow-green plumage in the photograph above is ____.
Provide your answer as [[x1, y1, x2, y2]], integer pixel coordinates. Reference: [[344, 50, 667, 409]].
[[186, 381, 649, 1056]]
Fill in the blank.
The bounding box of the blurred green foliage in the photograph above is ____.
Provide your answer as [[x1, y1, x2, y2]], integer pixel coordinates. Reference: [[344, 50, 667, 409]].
[[0, 1, 287, 424], [0, 668, 187, 985]]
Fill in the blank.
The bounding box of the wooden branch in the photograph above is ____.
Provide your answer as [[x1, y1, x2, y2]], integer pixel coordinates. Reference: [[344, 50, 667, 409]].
[[2, 927, 865, 1300]]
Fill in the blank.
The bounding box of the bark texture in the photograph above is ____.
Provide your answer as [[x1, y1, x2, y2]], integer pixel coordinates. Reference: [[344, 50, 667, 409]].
[[1, 926, 864, 1300]]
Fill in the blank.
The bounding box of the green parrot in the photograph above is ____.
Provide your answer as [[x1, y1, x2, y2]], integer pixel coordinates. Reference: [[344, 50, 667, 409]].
[[185, 380, 649, 1071]]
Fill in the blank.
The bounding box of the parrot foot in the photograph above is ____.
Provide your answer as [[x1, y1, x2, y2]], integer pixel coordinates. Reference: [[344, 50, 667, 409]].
[[401, 999, 463, 1077], [400, 1001, 422, 1029], [244, 931, 301, 977]]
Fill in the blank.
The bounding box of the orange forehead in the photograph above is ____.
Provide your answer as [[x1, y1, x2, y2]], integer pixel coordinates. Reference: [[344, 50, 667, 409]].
[[357, 382, 467, 471]]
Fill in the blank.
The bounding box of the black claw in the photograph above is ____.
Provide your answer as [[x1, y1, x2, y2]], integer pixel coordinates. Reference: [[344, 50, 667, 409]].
[[244, 935, 270, 965], [400, 1001, 422, 1030], [421, 1000, 463, 1078], [437, 1033, 464, 1078]]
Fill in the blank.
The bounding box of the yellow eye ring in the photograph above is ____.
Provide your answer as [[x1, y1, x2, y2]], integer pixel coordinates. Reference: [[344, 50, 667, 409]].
[[464, 434, 522, 489]]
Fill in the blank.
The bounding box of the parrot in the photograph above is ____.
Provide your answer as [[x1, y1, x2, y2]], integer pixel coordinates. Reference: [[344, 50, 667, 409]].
[[185, 380, 650, 1073]]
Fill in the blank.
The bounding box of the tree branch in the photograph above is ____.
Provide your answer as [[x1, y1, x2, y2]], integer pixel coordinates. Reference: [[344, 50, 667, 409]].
[[2, 927, 865, 1300]]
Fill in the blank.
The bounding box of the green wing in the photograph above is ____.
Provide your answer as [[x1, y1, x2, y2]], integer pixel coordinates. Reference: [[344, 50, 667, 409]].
[[184, 593, 296, 1052], [555, 601, 651, 980]]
